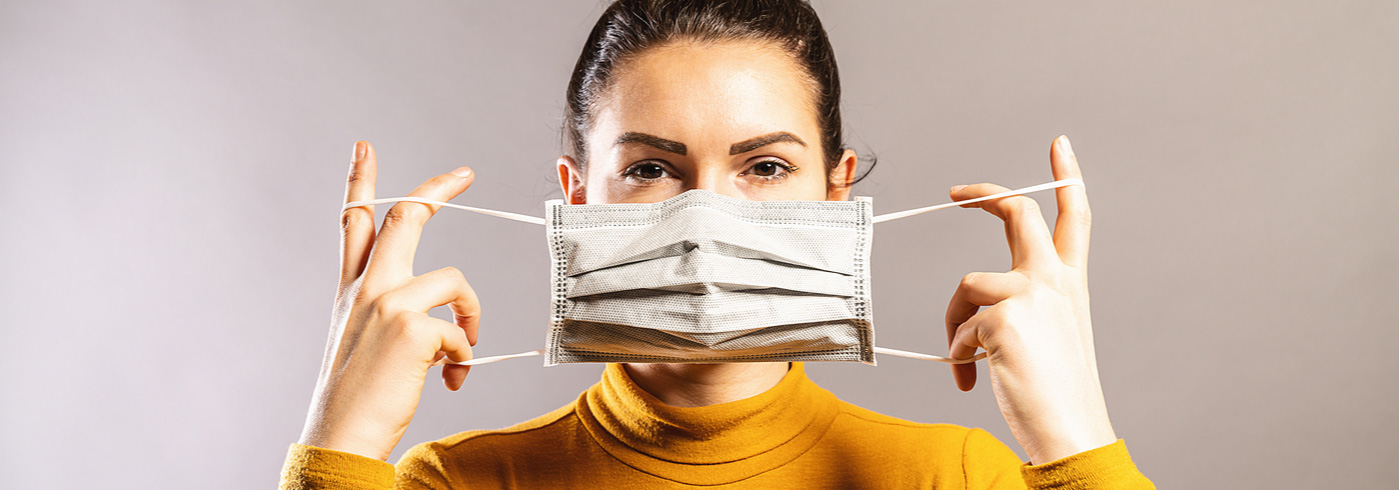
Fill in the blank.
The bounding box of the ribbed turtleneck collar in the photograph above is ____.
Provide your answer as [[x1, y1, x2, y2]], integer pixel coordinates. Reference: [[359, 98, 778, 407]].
[[575, 362, 840, 485]]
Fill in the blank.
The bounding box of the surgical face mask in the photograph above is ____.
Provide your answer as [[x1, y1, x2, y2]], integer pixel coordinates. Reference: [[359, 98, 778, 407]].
[[343, 178, 1083, 367]]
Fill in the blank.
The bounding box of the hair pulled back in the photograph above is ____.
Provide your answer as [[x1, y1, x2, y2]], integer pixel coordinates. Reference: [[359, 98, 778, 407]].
[[562, 0, 874, 186]]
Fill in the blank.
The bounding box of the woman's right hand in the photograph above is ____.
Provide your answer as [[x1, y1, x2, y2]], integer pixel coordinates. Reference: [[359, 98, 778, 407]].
[[297, 141, 481, 461]]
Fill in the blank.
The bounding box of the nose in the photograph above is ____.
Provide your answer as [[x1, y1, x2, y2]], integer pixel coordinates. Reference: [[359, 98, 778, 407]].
[[686, 162, 745, 199]]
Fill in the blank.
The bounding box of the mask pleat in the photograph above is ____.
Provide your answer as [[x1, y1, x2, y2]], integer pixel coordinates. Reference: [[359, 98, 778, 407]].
[[565, 250, 855, 298]]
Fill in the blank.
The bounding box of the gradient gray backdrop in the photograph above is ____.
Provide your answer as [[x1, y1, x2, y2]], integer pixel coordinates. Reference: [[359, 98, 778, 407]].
[[1, 1, 1395, 488]]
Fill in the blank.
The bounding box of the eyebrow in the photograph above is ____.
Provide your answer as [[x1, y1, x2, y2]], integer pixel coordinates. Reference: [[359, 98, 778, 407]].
[[728, 132, 806, 155], [611, 131, 807, 156], [613, 132, 686, 155]]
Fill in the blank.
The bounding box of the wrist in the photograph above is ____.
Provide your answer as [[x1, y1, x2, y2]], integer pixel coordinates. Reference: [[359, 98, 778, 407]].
[[298, 412, 399, 462], [299, 430, 394, 462], [1020, 415, 1118, 464]]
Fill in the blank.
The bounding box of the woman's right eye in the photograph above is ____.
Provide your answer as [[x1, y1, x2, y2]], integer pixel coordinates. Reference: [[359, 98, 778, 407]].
[[623, 162, 670, 181]]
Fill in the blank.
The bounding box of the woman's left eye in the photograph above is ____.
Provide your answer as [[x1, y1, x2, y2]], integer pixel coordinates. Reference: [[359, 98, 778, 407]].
[[746, 159, 796, 180]]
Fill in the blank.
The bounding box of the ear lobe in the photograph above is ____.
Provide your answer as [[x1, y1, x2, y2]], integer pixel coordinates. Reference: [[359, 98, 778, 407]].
[[556, 155, 587, 204]]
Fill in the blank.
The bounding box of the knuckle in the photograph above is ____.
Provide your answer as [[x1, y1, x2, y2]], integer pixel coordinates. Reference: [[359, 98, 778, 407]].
[[369, 294, 404, 318], [388, 311, 420, 339], [1011, 196, 1040, 214], [959, 272, 986, 290], [440, 266, 463, 280], [381, 205, 425, 229], [340, 209, 371, 231], [980, 307, 1009, 326]]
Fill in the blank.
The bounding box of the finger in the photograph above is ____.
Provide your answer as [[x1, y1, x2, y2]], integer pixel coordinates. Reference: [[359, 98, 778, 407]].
[[945, 275, 993, 348], [380, 266, 480, 319], [362, 166, 475, 284], [951, 183, 1058, 269], [390, 310, 475, 370], [1050, 135, 1091, 268], [384, 266, 482, 350], [944, 290, 979, 392], [340, 141, 377, 288], [943, 273, 1020, 391], [954, 271, 1028, 306], [443, 364, 471, 391], [425, 315, 474, 365], [948, 320, 982, 391]]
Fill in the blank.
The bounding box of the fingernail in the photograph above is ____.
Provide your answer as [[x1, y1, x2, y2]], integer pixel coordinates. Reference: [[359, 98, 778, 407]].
[[353, 141, 366, 161], [451, 166, 472, 178], [1057, 135, 1074, 156], [951, 185, 968, 193]]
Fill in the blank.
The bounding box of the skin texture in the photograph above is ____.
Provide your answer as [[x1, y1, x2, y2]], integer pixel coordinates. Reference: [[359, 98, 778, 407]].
[[299, 39, 1117, 466]]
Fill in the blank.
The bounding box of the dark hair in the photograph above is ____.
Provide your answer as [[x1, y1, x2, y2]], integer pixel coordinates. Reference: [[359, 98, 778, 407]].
[[562, 0, 875, 187]]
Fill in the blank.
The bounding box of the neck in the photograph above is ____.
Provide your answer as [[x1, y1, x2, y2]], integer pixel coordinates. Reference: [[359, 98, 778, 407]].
[[622, 362, 790, 407]]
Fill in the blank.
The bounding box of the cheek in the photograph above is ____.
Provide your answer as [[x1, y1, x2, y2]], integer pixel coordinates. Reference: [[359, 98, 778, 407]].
[[741, 166, 829, 202], [583, 167, 680, 204], [788, 165, 832, 200]]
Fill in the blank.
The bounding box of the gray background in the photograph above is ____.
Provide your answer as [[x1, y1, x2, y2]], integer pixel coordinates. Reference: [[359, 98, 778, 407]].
[[0, 1, 1394, 488]]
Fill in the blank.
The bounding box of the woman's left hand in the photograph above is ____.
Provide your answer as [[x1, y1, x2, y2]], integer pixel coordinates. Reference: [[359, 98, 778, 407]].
[[945, 135, 1118, 465]]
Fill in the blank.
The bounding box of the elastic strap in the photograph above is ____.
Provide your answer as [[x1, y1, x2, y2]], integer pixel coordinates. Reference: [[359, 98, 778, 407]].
[[446, 349, 547, 366], [445, 347, 984, 366], [872, 178, 1084, 224], [341, 197, 545, 226], [342, 178, 1082, 227], [872, 346, 986, 365]]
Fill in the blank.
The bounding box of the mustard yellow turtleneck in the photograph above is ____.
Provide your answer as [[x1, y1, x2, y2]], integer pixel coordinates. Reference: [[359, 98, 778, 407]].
[[281, 363, 1154, 489]]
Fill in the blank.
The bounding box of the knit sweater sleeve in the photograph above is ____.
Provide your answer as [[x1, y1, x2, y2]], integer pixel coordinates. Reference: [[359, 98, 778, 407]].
[[961, 428, 1156, 489], [277, 441, 458, 490], [278, 443, 394, 490]]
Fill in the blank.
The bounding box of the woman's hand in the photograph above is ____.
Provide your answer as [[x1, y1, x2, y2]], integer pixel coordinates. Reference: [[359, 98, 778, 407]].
[[297, 141, 482, 461], [944, 135, 1118, 465]]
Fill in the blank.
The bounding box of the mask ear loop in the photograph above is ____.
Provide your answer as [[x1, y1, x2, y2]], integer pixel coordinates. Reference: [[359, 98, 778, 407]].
[[873, 347, 986, 364], [872, 178, 1084, 224], [342, 197, 546, 226], [436, 349, 546, 366]]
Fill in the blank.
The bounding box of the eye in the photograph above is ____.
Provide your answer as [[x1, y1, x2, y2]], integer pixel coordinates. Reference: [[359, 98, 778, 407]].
[[744, 158, 797, 181], [622, 161, 671, 181]]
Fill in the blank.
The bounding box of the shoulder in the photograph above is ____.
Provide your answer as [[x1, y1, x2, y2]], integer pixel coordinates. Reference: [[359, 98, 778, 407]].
[[395, 402, 585, 485], [828, 398, 977, 441], [824, 400, 1025, 477], [404, 402, 579, 458], [806, 400, 1024, 484], [434, 402, 579, 451]]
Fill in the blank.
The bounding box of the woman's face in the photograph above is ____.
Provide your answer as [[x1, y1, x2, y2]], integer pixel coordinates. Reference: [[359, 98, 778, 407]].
[[557, 40, 857, 204]]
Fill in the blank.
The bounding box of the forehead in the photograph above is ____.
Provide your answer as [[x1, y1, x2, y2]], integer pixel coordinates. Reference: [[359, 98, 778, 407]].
[[590, 40, 819, 151]]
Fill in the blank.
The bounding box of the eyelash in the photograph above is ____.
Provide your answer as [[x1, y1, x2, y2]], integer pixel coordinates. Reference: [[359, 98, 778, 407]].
[[744, 158, 798, 182], [621, 159, 798, 183], [620, 161, 674, 184]]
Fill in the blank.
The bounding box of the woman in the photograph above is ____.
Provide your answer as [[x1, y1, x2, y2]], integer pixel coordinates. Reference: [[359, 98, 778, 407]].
[[281, 1, 1154, 488]]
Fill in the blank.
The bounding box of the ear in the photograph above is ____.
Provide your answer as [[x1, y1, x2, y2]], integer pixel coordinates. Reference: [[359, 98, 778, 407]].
[[825, 149, 859, 201], [556, 155, 587, 204]]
